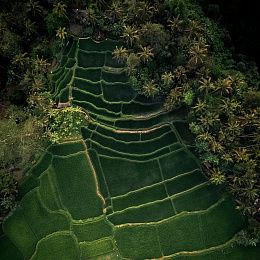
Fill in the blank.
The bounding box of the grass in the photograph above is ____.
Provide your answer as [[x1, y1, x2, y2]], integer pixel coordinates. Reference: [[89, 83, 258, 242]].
[[158, 198, 246, 256], [114, 225, 162, 259], [38, 168, 63, 211], [78, 50, 106, 68], [99, 156, 162, 196], [109, 199, 174, 224], [159, 149, 199, 180], [79, 237, 115, 258], [52, 152, 104, 220], [30, 232, 80, 260], [72, 88, 122, 113], [72, 217, 112, 242], [166, 170, 207, 196], [101, 81, 136, 102], [101, 69, 129, 83], [3, 206, 38, 259], [1, 38, 257, 260], [172, 183, 224, 213], [48, 140, 85, 156], [173, 243, 260, 260], [0, 235, 23, 260], [89, 127, 178, 156], [112, 183, 167, 211], [20, 189, 70, 240], [74, 68, 101, 83]]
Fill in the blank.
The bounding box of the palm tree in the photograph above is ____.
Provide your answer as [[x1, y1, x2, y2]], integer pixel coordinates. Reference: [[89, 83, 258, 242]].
[[168, 16, 183, 33], [13, 52, 29, 69], [26, 0, 43, 16], [216, 76, 234, 95], [53, 1, 67, 18], [185, 20, 204, 39], [86, 5, 98, 29], [121, 25, 139, 46], [143, 80, 159, 98], [197, 131, 213, 142], [164, 87, 183, 111], [188, 40, 209, 66], [226, 120, 242, 138], [209, 138, 224, 153], [95, 0, 107, 10], [161, 71, 174, 86], [173, 66, 187, 84], [136, 1, 157, 23], [56, 27, 68, 41], [24, 19, 36, 36], [198, 112, 220, 129], [198, 77, 214, 95], [126, 53, 140, 75], [137, 45, 154, 63], [209, 167, 226, 185], [112, 46, 128, 63], [33, 56, 50, 73], [233, 148, 250, 162], [220, 98, 241, 116], [193, 99, 207, 113], [106, 1, 124, 22]]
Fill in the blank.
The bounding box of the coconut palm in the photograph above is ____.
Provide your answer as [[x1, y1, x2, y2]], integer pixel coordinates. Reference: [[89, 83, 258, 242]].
[[53, 1, 67, 18], [13, 52, 29, 69], [126, 53, 140, 75], [143, 80, 159, 98], [226, 120, 242, 138], [164, 87, 183, 111], [106, 1, 124, 22], [185, 20, 204, 39], [216, 76, 234, 95], [112, 46, 128, 63], [168, 16, 183, 33], [197, 131, 213, 142], [188, 40, 209, 66], [26, 0, 43, 16], [121, 25, 139, 46], [198, 77, 214, 95], [209, 167, 226, 185], [33, 56, 50, 73], [137, 45, 154, 63], [193, 99, 207, 113], [161, 71, 174, 86], [198, 112, 220, 129], [173, 66, 187, 84], [220, 98, 241, 115], [95, 0, 107, 10], [24, 19, 36, 36], [209, 138, 224, 153], [136, 1, 157, 23], [233, 148, 250, 162], [56, 27, 68, 41]]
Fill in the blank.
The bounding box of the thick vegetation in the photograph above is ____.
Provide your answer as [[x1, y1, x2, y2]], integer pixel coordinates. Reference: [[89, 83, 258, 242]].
[[0, 0, 259, 251], [1, 38, 259, 259]]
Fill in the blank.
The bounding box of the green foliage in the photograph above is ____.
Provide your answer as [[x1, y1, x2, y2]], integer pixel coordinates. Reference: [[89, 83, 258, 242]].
[[0, 169, 17, 221], [234, 226, 260, 247], [183, 89, 194, 106], [45, 13, 68, 36], [0, 29, 21, 59], [47, 106, 89, 143]]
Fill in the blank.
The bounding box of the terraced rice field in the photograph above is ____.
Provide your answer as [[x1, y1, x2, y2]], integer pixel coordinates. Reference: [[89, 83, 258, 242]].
[[1, 38, 259, 259]]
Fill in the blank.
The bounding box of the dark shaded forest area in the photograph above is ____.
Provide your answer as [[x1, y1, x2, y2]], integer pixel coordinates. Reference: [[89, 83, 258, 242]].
[[200, 0, 260, 70]]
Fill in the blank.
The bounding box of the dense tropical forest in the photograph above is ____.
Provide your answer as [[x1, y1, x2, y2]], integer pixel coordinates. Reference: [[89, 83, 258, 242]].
[[0, 0, 259, 259]]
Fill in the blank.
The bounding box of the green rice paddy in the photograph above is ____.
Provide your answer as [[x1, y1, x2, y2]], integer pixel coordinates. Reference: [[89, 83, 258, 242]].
[[1, 38, 259, 259]]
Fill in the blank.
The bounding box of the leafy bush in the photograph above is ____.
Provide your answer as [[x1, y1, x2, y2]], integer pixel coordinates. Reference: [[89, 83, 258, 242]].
[[47, 106, 89, 143]]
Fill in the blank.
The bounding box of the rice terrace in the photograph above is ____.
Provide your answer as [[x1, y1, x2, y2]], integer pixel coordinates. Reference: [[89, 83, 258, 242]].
[[1, 37, 259, 259]]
